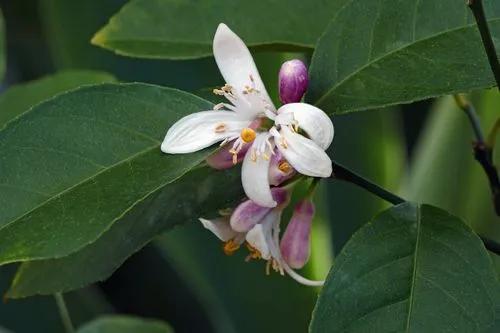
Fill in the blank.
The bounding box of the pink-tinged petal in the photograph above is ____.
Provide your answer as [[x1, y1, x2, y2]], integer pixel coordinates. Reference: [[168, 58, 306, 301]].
[[199, 217, 237, 242], [272, 126, 332, 178], [206, 140, 250, 170], [280, 200, 315, 269], [230, 187, 289, 232], [276, 103, 334, 150], [213, 24, 275, 114], [279, 59, 309, 104], [268, 149, 296, 186], [161, 111, 249, 154]]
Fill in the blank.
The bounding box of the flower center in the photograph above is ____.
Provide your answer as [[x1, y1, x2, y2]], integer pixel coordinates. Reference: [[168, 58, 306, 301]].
[[240, 128, 256, 143]]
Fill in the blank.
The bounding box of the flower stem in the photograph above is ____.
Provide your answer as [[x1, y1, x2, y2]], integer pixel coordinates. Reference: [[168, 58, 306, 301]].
[[453, 95, 500, 216], [331, 161, 404, 205], [329, 160, 500, 256], [54, 293, 75, 333], [467, 0, 500, 90]]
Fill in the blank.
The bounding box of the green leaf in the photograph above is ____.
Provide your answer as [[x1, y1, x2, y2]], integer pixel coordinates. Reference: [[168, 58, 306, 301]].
[[310, 203, 500, 332], [0, 83, 216, 266], [91, 0, 347, 60], [0, 8, 5, 82], [307, 0, 500, 114], [0, 70, 116, 128], [7, 166, 242, 297], [77, 315, 173, 333]]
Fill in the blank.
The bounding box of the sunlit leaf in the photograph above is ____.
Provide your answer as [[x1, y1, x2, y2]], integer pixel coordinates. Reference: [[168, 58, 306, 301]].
[[310, 203, 500, 332]]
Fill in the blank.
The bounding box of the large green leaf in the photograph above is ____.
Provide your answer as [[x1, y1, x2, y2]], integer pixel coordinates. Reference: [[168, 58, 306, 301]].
[[0, 9, 5, 82], [310, 203, 500, 332], [77, 315, 172, 333], [91, 0, 347, 60], [7, 166, 242, 297], [0, 70, 115, 128], [0, 83, 215, 266], [307, 0, 500, 114]]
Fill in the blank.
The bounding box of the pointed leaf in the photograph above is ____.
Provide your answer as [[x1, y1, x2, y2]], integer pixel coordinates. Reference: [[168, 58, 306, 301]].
[[0, 83, 217, 266], [307, 0, 500, 114], [91, 0, 347, 59], [311, 203, 500, 332]]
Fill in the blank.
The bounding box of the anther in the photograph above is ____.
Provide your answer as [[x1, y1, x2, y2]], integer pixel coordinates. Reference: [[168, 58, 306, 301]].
[[278, 161, 292, 173], [223, 239, 240, 256], [213, 103, 225, 110], [214, 123, 227, 133]]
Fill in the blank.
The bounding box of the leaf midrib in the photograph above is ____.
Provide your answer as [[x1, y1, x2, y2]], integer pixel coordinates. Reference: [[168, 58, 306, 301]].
[[0, 143, 159, 231], [405, 204, 421, 332], [313, 18, 500, 107]]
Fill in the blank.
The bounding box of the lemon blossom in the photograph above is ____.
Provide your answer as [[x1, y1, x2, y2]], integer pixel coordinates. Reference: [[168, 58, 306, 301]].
[[161, 23, 334, 207]]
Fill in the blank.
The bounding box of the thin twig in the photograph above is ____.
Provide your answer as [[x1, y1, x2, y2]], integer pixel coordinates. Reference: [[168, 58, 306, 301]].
[[331, 161, 404, 205], [453, 95, 500, 216], [54, 293, 75, 333], [467, 0, 500, 89], [330, 160, 500, 255]]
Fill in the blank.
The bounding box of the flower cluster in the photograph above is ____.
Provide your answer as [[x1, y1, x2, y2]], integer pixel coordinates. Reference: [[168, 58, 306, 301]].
[[161, 24, 334, 286]]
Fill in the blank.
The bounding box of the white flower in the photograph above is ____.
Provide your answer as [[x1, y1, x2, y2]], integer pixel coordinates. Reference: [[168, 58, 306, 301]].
[[199, 195, 324, 287], [161, 23, 334, 207]]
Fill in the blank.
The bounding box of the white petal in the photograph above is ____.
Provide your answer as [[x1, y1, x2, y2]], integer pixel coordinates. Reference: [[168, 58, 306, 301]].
[[161, 111, 249, 154], [276, 103, 334, 149], [199, 217, 237, 242], [245, 209, 279, 260], [213, 24, 275, 113], [273, 126, 332, 177], [241, 134, 275, 207]]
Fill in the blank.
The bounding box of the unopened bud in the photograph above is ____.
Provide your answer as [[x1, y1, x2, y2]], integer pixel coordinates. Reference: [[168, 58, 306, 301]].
[[230, 187, 290, 232], [279, 59, 309, 104], [280, 199, 314, 269]]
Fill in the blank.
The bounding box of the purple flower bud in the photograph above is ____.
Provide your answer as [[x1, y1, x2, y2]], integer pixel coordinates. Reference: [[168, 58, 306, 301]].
[[230, 187, 290, 232], [279, 59, 309, 104], [268, 150, 296, 186], [280, 199, 315, 269], [206, 140, 250, 170]]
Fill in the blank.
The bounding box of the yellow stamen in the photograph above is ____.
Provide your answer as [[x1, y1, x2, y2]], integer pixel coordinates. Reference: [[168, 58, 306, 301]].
[[240, 128, 256, 143], [278, 161, 292, 173], [223, 239, 240, 256]]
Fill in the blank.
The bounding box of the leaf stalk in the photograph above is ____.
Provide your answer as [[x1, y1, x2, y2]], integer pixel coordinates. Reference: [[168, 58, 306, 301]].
[[54, 293, 75, 333], [330, 160, 500, 256]]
